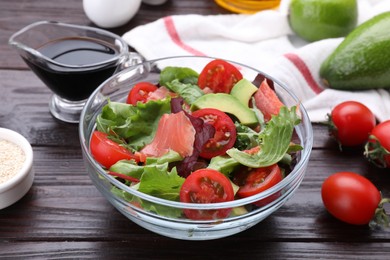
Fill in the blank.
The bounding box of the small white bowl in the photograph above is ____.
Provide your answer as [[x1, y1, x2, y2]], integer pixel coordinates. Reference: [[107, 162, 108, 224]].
[[0, 128, 34, 210]]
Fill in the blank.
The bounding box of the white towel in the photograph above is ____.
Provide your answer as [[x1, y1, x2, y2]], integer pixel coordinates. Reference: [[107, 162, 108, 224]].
[[123, 0, 390, 122]]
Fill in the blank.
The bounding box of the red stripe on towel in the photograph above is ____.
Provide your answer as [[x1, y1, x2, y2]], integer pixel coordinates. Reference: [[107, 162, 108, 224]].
[[163, 16, 206, 56], [284, 53, 323, 94]]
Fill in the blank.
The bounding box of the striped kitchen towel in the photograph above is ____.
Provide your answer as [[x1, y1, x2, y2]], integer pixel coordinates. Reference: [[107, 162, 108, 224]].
[[123, 0, 390, 122]]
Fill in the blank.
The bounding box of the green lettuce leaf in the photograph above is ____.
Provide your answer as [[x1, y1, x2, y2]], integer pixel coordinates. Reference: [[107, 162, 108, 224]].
[[96, 99, 171, 150], [226, 106, 301, 168], [145, 150, 183, 165], [233, 122, 260, 151], [165, 79, 204, 105], [109, 160, 145, 180], [208, 155, 240, 176], [159, 66, 199, 85], [109, 151, 185, 218], [137, 166, 185, 201], [110, 186, 183, 218], [159, 66, 204, 105]]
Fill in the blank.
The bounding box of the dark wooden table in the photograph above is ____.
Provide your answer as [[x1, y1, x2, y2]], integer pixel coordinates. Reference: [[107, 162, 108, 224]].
[[1, 0, 390, 259]]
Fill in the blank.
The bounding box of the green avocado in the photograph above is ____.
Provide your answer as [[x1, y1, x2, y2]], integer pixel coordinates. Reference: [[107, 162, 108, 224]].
[[191, 93, 258, 125], [230, 79, 258, 107], [320, 12, 390, 90]]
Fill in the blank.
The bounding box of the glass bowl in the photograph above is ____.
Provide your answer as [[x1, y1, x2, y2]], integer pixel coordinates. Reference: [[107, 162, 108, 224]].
[[79, 56, 313, 240]]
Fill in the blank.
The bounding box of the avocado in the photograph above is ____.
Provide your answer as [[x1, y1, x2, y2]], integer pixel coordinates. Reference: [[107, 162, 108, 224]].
[[320, 12, 390, 90], [230, 79, 258, 107], [191, 93, 258, 125]]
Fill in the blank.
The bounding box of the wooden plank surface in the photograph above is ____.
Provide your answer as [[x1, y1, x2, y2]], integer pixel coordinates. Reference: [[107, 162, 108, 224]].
[[1, 0, 390, 259]]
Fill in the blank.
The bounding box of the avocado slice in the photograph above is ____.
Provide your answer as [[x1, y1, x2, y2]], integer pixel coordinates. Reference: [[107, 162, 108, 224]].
[[230, 79, 258, 107], [191, 93, 258, 125], [320, 12, 390, 90]]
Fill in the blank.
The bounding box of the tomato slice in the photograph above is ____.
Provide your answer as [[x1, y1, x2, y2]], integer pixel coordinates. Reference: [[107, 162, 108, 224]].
[[90, 131, 139, 168], [198, 59, 243, 93], [191, 108, 237, 159], [234, 164, 283, 207], [180, 169, 234, 220], [126, 82, 158, 105]]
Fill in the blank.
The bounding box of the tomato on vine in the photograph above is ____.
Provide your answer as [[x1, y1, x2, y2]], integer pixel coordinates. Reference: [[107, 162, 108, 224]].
[[365, 120, 390, 168]]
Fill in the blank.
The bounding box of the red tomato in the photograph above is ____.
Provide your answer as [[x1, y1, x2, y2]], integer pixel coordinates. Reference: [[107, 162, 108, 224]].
[[126, 82, 158, 105], [321, 172, 382, 225], [198, 59, 243, 93], [365, 120, 390, 168], [329, 101, 376, 147], [191, 108, 237, 159], [180, 169, 234, 220], [90, 131, 138, 169], [234, 164, 283, 207]]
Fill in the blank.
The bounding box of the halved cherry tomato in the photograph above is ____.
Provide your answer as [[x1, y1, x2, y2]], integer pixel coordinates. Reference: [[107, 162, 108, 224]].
[[90, 131, 138, 168], [191, 108, 236, 159], [328, 101, 376, 147], [126, 82, 158, 105], [365, 120, 390, 168], [198, 59, 243, 93], [234, 164, 283, 207], [180, 169, 234, 220], [321, 172, 386, 225]]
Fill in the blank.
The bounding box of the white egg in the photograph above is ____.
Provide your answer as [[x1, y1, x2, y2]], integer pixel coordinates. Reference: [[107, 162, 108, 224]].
[[83, 0, 142, 28]]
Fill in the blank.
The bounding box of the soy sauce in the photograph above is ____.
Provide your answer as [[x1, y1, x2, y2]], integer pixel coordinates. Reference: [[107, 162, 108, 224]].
[[24, 37, 120, 101]]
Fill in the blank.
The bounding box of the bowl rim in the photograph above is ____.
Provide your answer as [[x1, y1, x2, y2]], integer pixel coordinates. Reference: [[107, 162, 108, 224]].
[[79, 55, 313, 210], [0, 128, 33, 193]]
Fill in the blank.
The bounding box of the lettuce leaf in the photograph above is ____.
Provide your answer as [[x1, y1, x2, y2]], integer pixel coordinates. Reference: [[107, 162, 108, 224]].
[[208, 155, 240, 176], [159, 66, 204, 105], [159, 66, 199, 85], [96, 99, 171, 150], [233, 122, 260, 151], [137, 166, 184, 201], [226, 106, 301, 168], [109, 151, 185, 218], [165, 79, 204, 105]]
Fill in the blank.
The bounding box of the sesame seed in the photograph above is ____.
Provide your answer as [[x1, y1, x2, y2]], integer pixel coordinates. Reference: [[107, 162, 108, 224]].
[[0, 139, 26, 184]]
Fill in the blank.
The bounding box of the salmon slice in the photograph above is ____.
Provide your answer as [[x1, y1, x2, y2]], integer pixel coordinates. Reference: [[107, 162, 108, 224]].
[[141, 111, 196, 158], [254, 79, 284, 121], [147, 86, 176, 101]]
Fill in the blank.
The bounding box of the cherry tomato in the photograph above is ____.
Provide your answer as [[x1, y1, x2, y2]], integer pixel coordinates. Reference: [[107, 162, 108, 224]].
[[126, 82, 158, 105], [180, 169, 234, 220], [233, 164, 283, 207], [198, 59, 243, 93], [321, 172, 382, 225], [365, 120, 390, 168], [328, 101, 376, 147], [90, 131, 138, 169], [191, 108, 237, 159]]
